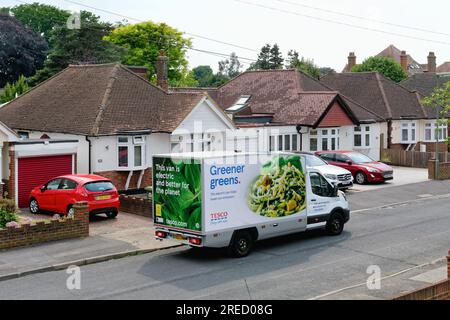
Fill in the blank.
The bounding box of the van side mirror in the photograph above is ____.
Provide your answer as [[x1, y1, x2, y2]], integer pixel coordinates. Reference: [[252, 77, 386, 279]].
[[333, 184, 339, 197]]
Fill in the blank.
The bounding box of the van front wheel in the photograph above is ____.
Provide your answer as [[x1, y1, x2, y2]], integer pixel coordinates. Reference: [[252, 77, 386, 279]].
[[229, 231, 253, 258], [326, 213, 344, 236]]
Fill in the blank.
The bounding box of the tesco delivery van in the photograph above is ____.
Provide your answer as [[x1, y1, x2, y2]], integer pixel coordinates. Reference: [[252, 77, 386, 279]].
[[153, 152, 350, 257]]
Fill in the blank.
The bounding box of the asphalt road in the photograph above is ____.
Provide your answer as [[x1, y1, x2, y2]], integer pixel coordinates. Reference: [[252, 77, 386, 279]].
[[1, 181, 450, 300]]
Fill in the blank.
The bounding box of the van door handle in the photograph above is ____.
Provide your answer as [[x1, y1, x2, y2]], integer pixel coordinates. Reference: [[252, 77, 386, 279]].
[[311, 199, 317, 202], [273, 223, 279, 227]]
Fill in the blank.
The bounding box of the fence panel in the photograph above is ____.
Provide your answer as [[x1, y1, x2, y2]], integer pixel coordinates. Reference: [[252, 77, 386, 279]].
[[381, 149, 448, 168]]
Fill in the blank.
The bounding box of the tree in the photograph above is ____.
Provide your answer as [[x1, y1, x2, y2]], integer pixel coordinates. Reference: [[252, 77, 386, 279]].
[[351, 56, 408, 83], [30, 11, 124, 86], [269, 44, 284, 70], [218, 52, 242, 79], [0, 75, 29, 103], [104, 21, 194, 87], [286, 50, 320, 79], [0, 13, 48, 87], [11, 3, 70, 42], [422, 81, 450, 125], [319, 67, 335, 77], [192, 65, 214, 87], [249, 44, 284, 70]]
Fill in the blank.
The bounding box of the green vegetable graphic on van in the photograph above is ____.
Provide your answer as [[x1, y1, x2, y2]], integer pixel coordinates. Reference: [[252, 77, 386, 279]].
[[248, 156, 306, 218], [153, 157, 202, 231]]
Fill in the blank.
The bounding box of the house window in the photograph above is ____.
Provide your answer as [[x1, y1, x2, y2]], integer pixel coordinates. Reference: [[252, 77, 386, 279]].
[[310, 129, 318, 152], [278, 136, 283, 151], [401, 122, 417, 144], [118, 146, 129, 168], [354, 126, 370, 147], [18, 131, 29, 140], [292, 134, 298, 151], [269, 136, 275, 151], [425, 123, 432, 141], [284, 135, 290, 151], [117, 136, 145, 169]]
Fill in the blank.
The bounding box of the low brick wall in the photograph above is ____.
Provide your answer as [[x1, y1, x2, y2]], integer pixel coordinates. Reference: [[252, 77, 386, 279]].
[[119, 194, 152, 218], [0, 202, 89, 250], [393, 251, 450, 300], [428, 160, 450, 180]]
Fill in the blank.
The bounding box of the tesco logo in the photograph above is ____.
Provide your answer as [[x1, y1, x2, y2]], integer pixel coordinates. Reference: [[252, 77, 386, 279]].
[[210, 211, 228, 220]]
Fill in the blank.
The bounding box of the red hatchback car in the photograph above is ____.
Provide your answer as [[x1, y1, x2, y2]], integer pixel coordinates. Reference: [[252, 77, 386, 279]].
[[315, 151, 393, 184], [29, 174, 120, 218]]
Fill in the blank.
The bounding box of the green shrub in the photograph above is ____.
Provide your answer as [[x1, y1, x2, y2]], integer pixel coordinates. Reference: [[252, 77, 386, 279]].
[[0, 199, 18, 228]]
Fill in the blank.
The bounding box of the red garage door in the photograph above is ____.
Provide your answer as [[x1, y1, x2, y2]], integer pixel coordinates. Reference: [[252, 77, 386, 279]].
[[17, 155, 73, 208]]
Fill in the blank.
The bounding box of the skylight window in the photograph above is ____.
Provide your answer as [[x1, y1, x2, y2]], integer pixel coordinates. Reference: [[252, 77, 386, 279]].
[[226, 95, 251, 113]]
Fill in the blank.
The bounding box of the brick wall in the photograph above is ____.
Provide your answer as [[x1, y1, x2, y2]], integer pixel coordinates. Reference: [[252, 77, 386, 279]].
[[95, 168, 152, 191], [119, 194, 152, 218], [428, 160, 450, 180], [393, 251, 450, 300], [0, 202, 89, 250]]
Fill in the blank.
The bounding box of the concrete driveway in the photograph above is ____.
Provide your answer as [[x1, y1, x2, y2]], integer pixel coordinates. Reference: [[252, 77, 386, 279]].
[[347, 166, 429, 193]]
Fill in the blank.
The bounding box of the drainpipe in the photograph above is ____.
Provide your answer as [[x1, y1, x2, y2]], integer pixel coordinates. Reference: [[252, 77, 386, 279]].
[[85, 136, 92, 174]]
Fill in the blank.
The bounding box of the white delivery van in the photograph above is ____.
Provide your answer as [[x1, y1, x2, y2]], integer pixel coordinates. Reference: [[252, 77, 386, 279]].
[[153, 152, 350, 257]]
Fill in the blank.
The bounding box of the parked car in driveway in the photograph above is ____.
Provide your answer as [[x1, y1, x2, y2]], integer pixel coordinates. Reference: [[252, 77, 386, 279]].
[[295, 152, 353, 190], [315, 151, 393, 184], [29, 174, 120, 218]]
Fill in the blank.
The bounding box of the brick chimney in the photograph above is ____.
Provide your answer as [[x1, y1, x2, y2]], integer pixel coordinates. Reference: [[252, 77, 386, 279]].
[[156, 49, 169, 91], [400, 51, 408, 72], [347, 52, 356, 72], [427, 52, 436, 73]]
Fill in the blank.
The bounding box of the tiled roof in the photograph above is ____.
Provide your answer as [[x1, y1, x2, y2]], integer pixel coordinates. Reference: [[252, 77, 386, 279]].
[[0, 64, 206, 135], [437, 62, 450, 73], [321, 72, 429, 120], [172, 69, 382, 125], [342, 45, 425, 74], [401, 73, 450, 97]]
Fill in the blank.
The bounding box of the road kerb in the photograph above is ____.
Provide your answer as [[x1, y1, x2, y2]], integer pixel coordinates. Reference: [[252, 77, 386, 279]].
[[0, 244, 183, 282]]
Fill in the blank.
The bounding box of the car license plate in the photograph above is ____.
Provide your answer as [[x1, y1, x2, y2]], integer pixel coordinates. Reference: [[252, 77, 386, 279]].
[[341, 181, 352, 185], [95, 195, 111, 200], [173, 234, 186, 241]]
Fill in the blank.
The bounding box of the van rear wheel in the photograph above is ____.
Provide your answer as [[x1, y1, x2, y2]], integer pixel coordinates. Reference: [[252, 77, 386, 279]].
[[228, 231, 253, 258], [326, 213, 344, 236]]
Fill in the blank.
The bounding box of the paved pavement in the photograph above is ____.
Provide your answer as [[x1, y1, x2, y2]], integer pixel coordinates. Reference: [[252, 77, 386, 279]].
[[1, 180, 449, 300], [0, 212, 177, 279], [347, 166, 429, 193]]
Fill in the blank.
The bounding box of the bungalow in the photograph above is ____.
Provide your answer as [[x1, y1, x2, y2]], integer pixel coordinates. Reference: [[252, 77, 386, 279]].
[[321, 71, 448, 153], [173, 69, 385, 160], [0, 57, 234, 208]]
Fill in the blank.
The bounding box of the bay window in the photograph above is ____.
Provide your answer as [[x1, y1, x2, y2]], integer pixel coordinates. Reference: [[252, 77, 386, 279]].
[[117, 136, 145, 169], [424, 122, 448, 142], [401, 122, 416, 144], [270, 133, 301, 151]]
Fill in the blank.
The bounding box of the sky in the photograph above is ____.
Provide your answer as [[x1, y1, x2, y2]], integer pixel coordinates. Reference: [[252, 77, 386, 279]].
[[3, 0, 450, 72]]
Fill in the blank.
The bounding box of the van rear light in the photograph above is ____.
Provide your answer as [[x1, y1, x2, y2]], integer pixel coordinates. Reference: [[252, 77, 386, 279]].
[[189, 237, 202, 245], [155, 231, 167, 238]]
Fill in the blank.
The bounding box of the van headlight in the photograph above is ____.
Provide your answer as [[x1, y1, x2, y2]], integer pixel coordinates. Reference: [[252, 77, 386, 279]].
[[324, 174, 337, 180]]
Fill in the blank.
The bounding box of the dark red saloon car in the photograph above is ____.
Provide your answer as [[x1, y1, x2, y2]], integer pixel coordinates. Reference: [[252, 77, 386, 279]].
[[29, 174, 120, 218], [315, 151, 393, 184]]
